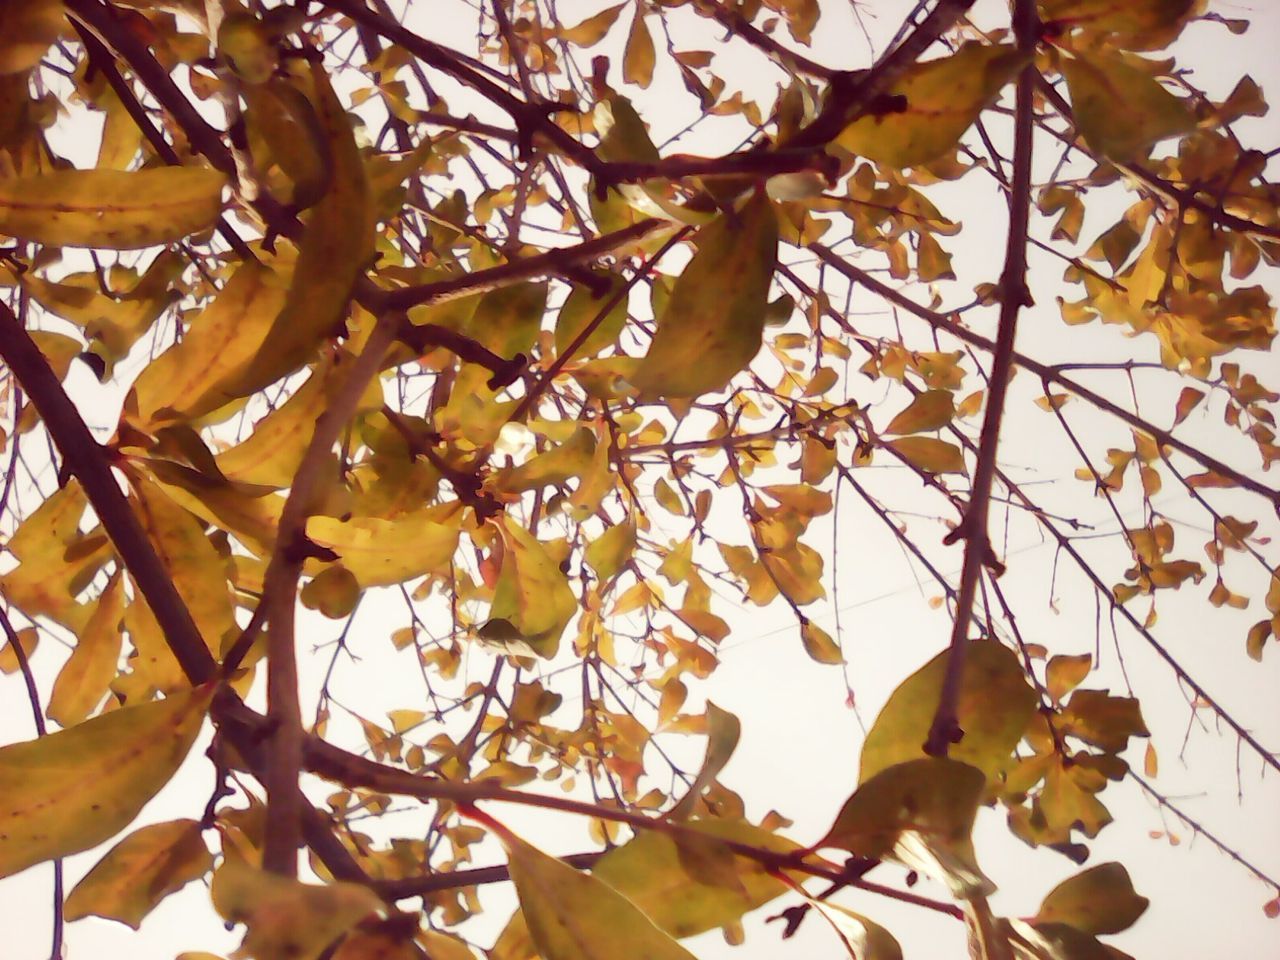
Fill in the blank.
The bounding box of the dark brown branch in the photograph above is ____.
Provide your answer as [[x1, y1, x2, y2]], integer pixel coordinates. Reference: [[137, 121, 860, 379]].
[[785, 0, 977, 151], [0, 303, 219, 684], [925, 0, 1039, 757], [383, 218, 668, 312], [691, 0, 835, 80]]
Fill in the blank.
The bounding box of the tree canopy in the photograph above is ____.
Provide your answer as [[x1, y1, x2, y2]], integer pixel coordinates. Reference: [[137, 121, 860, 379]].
[[0, 0, 1277, 958]]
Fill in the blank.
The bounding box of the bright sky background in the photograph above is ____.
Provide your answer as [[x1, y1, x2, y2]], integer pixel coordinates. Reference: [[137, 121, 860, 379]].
[[2, 1, 1279, 958]]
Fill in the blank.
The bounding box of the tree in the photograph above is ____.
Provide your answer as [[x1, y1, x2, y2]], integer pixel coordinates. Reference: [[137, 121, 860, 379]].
[[0, 0, 1276, 957]]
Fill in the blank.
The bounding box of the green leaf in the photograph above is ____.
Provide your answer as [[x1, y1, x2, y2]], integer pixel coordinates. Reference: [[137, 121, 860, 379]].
[[859, 641, 1037, 784], [64, 819, 213, 929], [0, 685, 213, 879], [1035, 862, 1149, 935], [47, 572, 126, 727], [211, 856, 383, 960], [886, 436, 966, 474], [1061, 50, 1196, 162], [836, 43, 1026, 168], [822, 757, 994, 898], [234, 62, 373, 396], [0, 168, 225, 249], [632, 192, 779, 398], [884, 390, 955, 435], [497, 823, 699, 960]]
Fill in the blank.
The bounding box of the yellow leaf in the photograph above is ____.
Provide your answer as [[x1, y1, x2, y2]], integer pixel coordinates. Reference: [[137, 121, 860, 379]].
[[132, 473, 238, 663], [623, 11, 656, 89], [1033, 862, 1149, 935], [886, 436, 966, 474], [671, 703, 740, 819], [1045, 653, 1092, 703], [554, 271, 630, 358], [0, 167, 226, 249], [211, 856, 383, 960], [483, 519, 578, 658], [0, 685, 213, 879], [561, 3, 626, 46], [632, 192, 778, 398], [47, 572, 126, 727], [217, 356, 381, 487], [884, 390, 955, 435], [836, 44, 1026, 168], [1061, 50, 1196, 162], [64, 819, 213, 929], [0, 481, 109, 632], [496, 822, 699, 960], [800, 619, 842, 664], [129, 261, 289, 427], [1041, 0, 1203, 50], [584, 521, 635, 582], [300, 564, 361, 619], [822, 758, 994, 898], [859, 641, 1037, 784], [0, 1, 65, 75], [463, 281, 549, 360], [234, 63, 372, 396], [306, 503, 462, 588], [0, 625, 36, 674]]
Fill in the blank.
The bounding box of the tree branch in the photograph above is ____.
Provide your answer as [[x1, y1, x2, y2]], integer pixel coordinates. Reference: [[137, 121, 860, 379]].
[[807, 245, 1280, 506], [924, 0, 1038, 758]]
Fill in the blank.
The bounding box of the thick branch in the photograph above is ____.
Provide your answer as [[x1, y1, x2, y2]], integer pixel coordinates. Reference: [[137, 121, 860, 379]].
[[924, 0, 1038, 758], [258, 318, 400, 875]]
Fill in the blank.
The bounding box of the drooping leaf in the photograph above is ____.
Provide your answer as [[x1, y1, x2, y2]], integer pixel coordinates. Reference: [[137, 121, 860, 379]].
[[632, 192, 778, 398], [233, 62, 372, 395], [555, 272, 630, 358], [495, 822, 699, 960], [211, 856, 383, 960], [132, 473, 238, 664], [623, 11, 656, 89], [129, 261, 290, 427], [1034, 862, 1149, 935], [789, 885, 903, 960], [0, 167, 225, 248], [63, 819, 213, 929], [560, 3, 626, 46], [859, 641, 1037, 783], [836, 43, 1026, 168], [483, 523, 578, 659], [47, 572, 126, 727], [671, 702, 741, 818], [800, 619, 843, 664], [1045, 654, 1092, 703], [1061, 50, 1196, 162], [822, 757, 994, 898], [0, 685, 213, 879]]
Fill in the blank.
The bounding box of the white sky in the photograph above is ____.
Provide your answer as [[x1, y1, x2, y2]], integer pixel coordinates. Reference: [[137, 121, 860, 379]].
[[2, 1, 1279, 958]]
